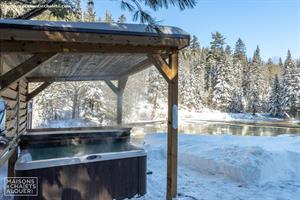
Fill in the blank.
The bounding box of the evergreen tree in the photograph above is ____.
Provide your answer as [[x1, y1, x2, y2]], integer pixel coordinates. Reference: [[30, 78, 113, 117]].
[[212, 57, 232, 111], [147, 67, 167, 119], [248, 46, 264, 115], [233, 38, 250, 101], [118, 14, 126, 23], [210, 32, 225, 50], [281, 50, 300, 117], [206, 32, 226, 94], [278, 57, 283, 67], [84, 0, 96, 22], [268, 75, 283, 117], [225, 45, 232, 55], [104, 10, 114, 23], [233, 38, 247, 63], [190, 35, 200, 51], [75, 0, 82, 20], [267, 58, 273, 65]]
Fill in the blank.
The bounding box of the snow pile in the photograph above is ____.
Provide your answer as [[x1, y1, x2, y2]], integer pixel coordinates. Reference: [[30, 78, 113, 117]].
[[133, 133, 300, 199], [180, 145, 274, 184]]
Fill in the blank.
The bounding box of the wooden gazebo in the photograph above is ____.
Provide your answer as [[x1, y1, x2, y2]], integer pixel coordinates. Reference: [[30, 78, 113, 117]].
[[0, 19, 190, 199]]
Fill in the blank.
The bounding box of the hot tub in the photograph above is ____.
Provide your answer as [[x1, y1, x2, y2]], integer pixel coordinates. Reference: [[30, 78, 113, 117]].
[[14, 128, 147, 200]]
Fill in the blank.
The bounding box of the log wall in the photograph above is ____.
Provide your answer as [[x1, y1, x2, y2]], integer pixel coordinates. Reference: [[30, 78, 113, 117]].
[[1, 79, 28, 137]]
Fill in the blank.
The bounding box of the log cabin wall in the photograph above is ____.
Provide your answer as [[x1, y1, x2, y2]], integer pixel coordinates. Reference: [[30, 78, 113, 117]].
[[1, 79, 28, 138]]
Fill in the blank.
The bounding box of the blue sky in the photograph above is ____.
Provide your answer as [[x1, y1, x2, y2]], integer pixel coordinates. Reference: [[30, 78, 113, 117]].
[[85, 0, 300, 61]]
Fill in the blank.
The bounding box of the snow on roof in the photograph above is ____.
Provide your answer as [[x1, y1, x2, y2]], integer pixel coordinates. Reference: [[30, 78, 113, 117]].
[[0, 19, 190, 38]]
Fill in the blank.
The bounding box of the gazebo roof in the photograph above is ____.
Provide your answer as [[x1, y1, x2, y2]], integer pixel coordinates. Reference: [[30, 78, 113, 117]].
[[0, 19, 189, 38], [0, 19, 190, 82]]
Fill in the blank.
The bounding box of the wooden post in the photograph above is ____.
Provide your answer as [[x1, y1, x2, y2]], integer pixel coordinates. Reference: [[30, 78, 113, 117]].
[[116, 93, 123, 125], [105, 77, 128, 125], [166, 53, 178, 200], [148, 53, 179, 200], [116, 77, 127, 125]]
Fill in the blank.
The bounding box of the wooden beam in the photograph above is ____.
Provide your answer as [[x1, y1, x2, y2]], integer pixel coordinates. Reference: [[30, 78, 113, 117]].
[[147, 54, 177, 82], [104, 80, 118, 95], [120, 58, 153, 77], [0, 53, 55, 91], [26, 81, 52, 101], [0, 40, 178, 54], [27, 75, 119, 82]]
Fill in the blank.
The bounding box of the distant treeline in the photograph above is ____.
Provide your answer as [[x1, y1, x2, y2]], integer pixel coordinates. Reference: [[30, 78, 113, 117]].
[[177, 33, 300, 117]]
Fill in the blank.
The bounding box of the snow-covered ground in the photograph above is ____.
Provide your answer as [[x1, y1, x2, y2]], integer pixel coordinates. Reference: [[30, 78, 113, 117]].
[[131, 133, 300, 200], [179, 109, 289, 124]]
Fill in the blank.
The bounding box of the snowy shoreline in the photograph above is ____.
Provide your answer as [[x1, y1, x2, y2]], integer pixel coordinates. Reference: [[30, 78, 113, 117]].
[[179, 109, 300, 126]]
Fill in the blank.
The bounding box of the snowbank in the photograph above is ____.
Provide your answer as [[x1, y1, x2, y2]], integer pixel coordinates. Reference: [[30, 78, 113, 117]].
[[134, 133, 300, 199]]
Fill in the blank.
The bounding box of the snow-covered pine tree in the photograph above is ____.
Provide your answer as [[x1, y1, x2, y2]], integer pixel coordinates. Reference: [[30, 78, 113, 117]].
[[206, 32, 227, 108], [208, 32, 233, 111], [147, 67, 167, 119], [268, 75, 283, 117], [84, 0, 96, 22], [104, 10, 114, 23], [118, 14, 126, 23], [233, 38, 248, 111], [179, 35, 204, 110], [225, 43, 243, 113], [248, 46, 265, 115], [75, 0, 82, 20], [278, 57, 283, 67], [212, 52, 232, 111], [281, 50, 300, 117], [225, 45, 232, 55]]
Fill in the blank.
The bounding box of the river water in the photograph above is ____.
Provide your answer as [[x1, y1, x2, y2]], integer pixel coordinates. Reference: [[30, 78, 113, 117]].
[[131, 121, 300, 136]]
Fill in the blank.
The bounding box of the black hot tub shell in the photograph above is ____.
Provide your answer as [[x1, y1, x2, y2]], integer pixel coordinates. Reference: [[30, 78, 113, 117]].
[[14, 128, 147, 200]]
